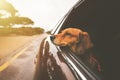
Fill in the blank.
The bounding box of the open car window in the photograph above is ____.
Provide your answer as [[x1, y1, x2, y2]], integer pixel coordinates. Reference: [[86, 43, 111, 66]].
[[51, 0, 120, 79], [55, 0, 105, 79]]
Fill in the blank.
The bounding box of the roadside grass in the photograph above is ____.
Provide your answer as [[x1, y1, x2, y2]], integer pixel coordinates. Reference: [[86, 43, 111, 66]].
[[0, 35, 37, 59]]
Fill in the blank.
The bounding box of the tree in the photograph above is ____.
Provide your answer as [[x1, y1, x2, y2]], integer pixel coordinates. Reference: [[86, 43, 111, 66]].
[[0, 0, 34, 28], [0, 0, 17, 17], [0, 17, 34, 27]]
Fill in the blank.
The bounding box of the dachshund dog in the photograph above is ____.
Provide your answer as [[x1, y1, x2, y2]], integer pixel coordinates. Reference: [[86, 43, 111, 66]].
[[52, 28, 93, 55]]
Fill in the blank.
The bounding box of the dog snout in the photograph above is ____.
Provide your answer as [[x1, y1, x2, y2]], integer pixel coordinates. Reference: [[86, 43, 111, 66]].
[[50, 35, 55, 40]]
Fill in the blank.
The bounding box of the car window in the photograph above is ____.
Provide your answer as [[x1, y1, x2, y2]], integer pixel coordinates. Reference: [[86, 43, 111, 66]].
[[57, 0, 105, 79], [54, 0, 120, 79]]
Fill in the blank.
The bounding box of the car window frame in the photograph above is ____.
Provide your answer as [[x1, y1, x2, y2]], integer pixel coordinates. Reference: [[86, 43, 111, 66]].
[[50, 0, 103, 79]]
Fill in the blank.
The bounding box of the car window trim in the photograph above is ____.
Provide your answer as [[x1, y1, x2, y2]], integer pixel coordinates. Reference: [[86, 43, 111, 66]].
[[51, 9, 72, 35], [51, 0, 86, 35]]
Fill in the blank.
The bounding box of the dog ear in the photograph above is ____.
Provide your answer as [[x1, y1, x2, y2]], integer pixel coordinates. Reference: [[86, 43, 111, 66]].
[[81, 32, 93, 49], [75, 32, 93, 54]]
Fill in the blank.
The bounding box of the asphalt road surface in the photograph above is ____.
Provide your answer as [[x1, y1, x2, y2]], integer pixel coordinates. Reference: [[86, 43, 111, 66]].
[[0, 34, 48, 80]]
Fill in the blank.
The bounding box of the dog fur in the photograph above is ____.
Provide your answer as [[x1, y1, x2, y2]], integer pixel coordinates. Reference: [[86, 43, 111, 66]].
[[53, 28, 93, 55]]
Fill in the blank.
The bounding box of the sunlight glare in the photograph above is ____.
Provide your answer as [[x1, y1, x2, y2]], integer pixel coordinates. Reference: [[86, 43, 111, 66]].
[[7, 0, 78, 31], [0, 10, 10, 18]]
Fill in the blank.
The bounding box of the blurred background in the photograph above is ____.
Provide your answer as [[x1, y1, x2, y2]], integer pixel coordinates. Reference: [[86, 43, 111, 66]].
[[0, 1, 78, 78], [0, 0, 78, 34]]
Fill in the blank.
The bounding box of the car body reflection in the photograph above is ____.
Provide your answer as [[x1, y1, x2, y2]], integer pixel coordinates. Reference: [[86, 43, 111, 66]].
[[34, 37, 76, 80]]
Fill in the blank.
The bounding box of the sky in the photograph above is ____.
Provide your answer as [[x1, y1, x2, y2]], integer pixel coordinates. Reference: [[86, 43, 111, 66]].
[[7, 0, 78, 31]]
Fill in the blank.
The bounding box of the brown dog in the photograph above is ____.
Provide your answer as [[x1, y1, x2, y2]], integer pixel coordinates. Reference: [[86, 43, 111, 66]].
[[53, 28, 93, 55], [52, 28, 102, 72]]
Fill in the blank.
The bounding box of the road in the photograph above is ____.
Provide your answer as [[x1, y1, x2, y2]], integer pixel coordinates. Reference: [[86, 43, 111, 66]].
[[0, 34, 48, 80]]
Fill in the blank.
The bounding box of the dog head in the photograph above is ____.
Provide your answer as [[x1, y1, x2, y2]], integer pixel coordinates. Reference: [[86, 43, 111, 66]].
[[52, 28, 93, 54], [52, 28, 83, 46]]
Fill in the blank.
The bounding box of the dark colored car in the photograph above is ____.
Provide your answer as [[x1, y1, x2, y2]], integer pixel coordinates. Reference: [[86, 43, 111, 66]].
[[34, 0, 120, 80]]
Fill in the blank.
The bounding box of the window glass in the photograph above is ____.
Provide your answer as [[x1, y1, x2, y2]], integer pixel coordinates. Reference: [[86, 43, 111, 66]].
[[58, 0, 104, 79]]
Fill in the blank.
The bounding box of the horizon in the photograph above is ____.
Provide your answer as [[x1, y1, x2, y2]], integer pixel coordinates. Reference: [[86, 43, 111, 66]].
[[6, 0, 78, 31]]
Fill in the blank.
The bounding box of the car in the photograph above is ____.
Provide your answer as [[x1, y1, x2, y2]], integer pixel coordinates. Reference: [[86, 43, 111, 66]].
[[34, 0, 120, 80]]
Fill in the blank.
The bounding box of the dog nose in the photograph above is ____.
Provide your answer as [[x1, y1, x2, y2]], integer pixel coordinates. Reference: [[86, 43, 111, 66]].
[[50, 35, 55, 40]]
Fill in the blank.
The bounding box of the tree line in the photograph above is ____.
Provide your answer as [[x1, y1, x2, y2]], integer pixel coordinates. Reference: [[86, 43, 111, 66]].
[[0, 0, 44, 36], [0, 27, 44, 36]]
